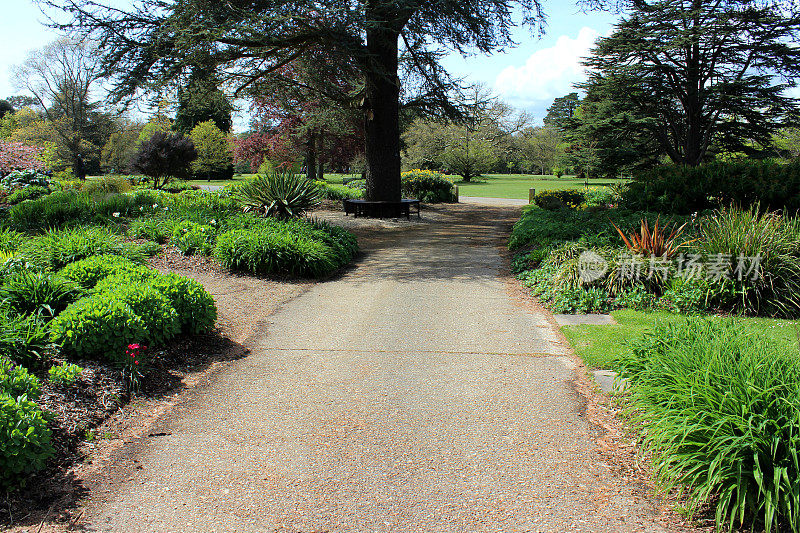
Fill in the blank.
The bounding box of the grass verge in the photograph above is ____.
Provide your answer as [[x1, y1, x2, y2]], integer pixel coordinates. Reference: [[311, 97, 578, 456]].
[[562, 309, 799, 370]]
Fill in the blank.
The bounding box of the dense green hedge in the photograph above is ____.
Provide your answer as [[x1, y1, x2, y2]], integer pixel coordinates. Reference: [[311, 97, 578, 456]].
[[624, 160, 800, 214]]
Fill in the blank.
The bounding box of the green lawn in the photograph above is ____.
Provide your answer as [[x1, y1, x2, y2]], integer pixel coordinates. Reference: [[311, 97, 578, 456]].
[[186, 173, 627, 199], [187, 175, 249, 188], [453, 174, 628, 200], [563, 309, 799, 370]]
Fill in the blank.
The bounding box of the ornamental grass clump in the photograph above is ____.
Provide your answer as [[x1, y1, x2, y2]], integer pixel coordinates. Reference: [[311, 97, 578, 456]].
[[696, 205, 800, 317], [617, 320, 800, 533], [214, 218, 357, 278]]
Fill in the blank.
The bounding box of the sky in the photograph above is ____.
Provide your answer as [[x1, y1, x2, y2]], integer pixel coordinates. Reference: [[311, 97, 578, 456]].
[[0, 1, 621, 127]]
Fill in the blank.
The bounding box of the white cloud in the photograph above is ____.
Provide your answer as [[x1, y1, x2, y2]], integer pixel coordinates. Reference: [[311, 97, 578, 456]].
[[494, 27, 601, 110]]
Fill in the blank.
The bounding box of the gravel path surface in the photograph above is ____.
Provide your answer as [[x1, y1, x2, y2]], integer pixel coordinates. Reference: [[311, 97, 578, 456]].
[[78, 204, 674, 532]]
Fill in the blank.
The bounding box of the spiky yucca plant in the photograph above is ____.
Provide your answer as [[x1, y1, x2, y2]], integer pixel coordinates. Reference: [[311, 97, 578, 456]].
[[235, 171, 321, 220]]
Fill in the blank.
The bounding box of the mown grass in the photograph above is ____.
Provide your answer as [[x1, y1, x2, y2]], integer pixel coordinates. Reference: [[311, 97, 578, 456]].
[[562, 309, 799, 369], [187, 173, 627, 200], [454, 174, 628, 199]]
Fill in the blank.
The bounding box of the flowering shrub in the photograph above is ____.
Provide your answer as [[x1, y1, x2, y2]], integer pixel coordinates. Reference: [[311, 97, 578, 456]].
[[400, 169, 457, 203], [0, 141, 47, 176], [532, 189, 586, 211], [583, 186, 615, 209]]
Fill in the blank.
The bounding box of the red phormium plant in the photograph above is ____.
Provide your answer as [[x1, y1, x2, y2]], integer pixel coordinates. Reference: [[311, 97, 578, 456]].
[[611, 216, 691, 258]]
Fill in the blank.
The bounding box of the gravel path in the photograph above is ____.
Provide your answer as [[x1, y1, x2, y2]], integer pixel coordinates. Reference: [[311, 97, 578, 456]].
[[78, 204, 673, 532]]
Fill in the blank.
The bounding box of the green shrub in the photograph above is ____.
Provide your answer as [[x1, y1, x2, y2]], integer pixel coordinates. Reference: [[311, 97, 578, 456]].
[[0, 312, 50, 367], [92, 268, 158, 294], [8, 188, 169, 231], [128, 218, 175, 244], [659, 276, 740, 314], [145, 273, 217, 334], [0, 358, 40, 399], [215, 219, 357, 278], [98, 284, 179, 346], [7, 185, 50, 205], [617, 320, 800, 533], [171, 220, 215, 255], [550, 286, 613, 314], [624, 160, 800, 214], [222, 212, 262, 231], [51, 293, 146, 361], [400, 169, 457, 203], [0, 271, 84, 318], [583, 186, 615, 209], [0, 393, 54, 491], [47, 362, 83, 386], [215, 227, 332, 277], [52, 179, 81, 190], [59, 254, 143, 289], [81, 176, 132, 195], [696, 206, 800, 317], [19, 227, 151, 270], [532, 189, 586, 210], [614, 285, 659, 310], [235, 170, 321, 219]]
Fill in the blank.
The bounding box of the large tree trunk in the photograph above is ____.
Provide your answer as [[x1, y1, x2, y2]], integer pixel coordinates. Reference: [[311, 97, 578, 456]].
[[74, 154, 86, 180], [316, 131, 325, 182], [364, 28, 402, 202], [306, 129, 317, 181]]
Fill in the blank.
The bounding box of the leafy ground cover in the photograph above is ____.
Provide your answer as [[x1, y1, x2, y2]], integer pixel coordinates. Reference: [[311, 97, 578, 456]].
[[511, 199, 800, 317]]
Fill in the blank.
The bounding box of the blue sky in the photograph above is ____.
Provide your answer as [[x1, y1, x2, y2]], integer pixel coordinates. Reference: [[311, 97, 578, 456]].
[[0, 1, 620, 125]]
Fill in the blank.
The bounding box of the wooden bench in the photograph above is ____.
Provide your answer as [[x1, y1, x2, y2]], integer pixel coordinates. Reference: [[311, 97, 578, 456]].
[[343, 199, 421, 220]]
